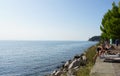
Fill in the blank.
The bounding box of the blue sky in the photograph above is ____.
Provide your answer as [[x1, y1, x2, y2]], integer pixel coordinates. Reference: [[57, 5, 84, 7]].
[[0, 0, 119, 41]]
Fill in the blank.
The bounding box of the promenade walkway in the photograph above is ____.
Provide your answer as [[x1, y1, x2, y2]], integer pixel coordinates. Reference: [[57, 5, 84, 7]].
[[90, 45, 120, 76], [90, 57, 116, 76]]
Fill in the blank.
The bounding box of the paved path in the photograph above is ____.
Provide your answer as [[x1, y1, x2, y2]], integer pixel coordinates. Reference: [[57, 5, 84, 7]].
[[113, 45, 120, 76], [90, 57, 116, 76], [113, 63, 120, 76]]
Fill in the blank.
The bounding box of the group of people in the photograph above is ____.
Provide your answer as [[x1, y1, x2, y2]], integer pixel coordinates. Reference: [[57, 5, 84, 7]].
[[93, 39, 120, 62], [93, 39, 119, 62]]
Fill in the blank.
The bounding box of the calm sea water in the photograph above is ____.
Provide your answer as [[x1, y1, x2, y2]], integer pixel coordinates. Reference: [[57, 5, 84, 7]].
[[0, 41, 97, 76]]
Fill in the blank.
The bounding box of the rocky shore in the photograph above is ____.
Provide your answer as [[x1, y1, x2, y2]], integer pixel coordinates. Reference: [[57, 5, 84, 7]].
[[47, 45, 97, 76]]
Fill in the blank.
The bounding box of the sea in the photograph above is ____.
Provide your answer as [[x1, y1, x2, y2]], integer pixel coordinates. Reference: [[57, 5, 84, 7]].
[[0, 41, 97, 76]]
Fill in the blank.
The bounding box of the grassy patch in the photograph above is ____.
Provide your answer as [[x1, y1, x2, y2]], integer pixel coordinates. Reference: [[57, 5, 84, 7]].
[[76, 45, 97, 76]]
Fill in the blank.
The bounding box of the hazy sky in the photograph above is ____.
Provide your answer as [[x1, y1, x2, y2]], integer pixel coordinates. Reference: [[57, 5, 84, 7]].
[[0, 0, 119, 41]]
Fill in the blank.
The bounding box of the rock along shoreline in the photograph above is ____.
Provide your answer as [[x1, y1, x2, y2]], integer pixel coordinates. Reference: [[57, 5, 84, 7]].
[[46, 45, 97, 76]]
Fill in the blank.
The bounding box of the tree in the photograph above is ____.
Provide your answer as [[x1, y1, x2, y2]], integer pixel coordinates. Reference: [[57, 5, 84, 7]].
[[100, 2, 120, 40]]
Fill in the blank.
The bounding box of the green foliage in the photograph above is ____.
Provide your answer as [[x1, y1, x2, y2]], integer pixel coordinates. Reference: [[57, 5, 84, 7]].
[[76, 45, 97, 76], [100, 1, 120, 40], [86, 46, 96, 64], [76, 65, 90, 76]]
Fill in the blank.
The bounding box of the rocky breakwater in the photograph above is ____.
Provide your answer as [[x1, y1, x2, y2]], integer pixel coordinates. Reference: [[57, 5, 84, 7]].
[[50, 53, 87, 76]]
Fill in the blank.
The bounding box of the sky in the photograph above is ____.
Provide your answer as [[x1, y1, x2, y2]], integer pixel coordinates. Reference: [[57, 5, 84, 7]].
[[0, 0, 119, 41]]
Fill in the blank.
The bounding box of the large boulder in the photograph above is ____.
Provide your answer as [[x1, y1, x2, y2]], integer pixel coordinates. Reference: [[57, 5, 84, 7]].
[[74, 54, 81, 59], [51, 69, 63, 76], [54, 70, 63, 76], [51, 70, 57, 76], [64, 60, 71, 68], [68, 58, 81, 69], [80, 54, 87, 66]]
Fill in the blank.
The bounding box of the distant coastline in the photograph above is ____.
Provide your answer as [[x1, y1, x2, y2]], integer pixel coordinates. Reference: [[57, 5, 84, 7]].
[[88, 36, 101, 41]]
